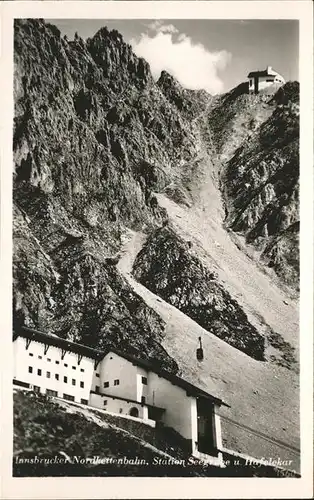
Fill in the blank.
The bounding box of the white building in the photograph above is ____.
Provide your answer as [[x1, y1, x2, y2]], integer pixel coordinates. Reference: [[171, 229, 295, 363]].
[[248, 66, 285, 94], [13, 326, 229, 466]]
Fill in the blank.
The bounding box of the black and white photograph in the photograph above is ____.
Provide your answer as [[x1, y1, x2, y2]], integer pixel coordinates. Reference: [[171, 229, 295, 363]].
[[1, 1, 313, 498]]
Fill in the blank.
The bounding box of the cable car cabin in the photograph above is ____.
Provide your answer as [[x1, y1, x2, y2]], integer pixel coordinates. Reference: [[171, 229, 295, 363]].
[[196, 337, 204, 361], [196, 347, 204, 361]]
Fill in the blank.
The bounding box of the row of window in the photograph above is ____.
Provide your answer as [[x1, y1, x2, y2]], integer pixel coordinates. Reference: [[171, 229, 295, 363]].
[[28, 367, 84, 387], [98, 379, 120, 389], [266, 78, 283, 83], [31, 386, 88, 405], [46, 389, 58, 397], [46, 390, 75, 401], [59, 393, 88, 404], [249, 78, 282, 86], [94, 377, 147, 388], [95, 384, 120, 393], [28, 353, 85, 372]]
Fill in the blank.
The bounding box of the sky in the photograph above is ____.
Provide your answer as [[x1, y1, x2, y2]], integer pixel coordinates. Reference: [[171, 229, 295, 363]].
[[49, 19, 299, 95]]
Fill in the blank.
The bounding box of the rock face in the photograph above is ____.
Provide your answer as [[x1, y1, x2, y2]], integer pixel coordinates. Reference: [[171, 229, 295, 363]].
[[14, 20, 200, 233], [14, 203, 177, 372], [157, 70, 212, 118], [13, 19, 299, 370], [132, 226, 265, 360], [14, 18, 204, 371], [207, 82, 299, 289]]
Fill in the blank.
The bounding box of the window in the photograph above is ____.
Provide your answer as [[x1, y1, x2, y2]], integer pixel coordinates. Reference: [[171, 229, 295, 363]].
[[64, 363, 68, 367], [72, 379, 76, 386], [47, 358, 51, 362], [103, 400, 108, 406], [114, 379, 119, 386], [63, 394, 75, 402], [72, 366, 76, 370], [104, 381, 109, 388], [142, 376, 147, 385], [46, 389, 58, 397], [96, 373, 100, 378], [141, 396, 146, 404], [13, 379, 29, 388], [56, 360, 60, 364], [266, 79, 274, 82], [80, 381, 84, 388], [95, 386, 100, 394], [64, 376, 67, 383], [55, 374, 59, 381], [46, 371, 51, 378], [119, 408, 123, 414], [28, 366, 33, 374], [33, 385, 40, 393], [29, 353, 33, 357], [38, 355, 42, 360], [249, 79, 252, 86], [37, 369, 42, 376], [80, 368, 84, 372], [81, 398, 88, 405]]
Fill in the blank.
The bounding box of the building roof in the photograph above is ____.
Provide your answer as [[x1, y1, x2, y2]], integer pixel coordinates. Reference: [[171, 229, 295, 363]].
[[247, 66, 281, 78], [14, 326, 104, 361], [14, 326, 229, 408]]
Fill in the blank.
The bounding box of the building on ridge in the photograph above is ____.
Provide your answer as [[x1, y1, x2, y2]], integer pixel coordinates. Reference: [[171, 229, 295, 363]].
[[247, 66, 285, 94]]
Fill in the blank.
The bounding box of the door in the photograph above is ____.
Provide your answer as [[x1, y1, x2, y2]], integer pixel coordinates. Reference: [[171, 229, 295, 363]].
[[148, 406, 164, 422], [196, 398, 216, 455], [254, 77, 259, 94], [129, 407, 139, 417]]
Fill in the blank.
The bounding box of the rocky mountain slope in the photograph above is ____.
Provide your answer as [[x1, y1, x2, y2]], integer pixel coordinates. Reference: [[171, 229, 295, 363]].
[[14, 18, 204, 371], [133, 225, 265, 361], [206, 81, 299, 289], [13, 19, 300, 469]]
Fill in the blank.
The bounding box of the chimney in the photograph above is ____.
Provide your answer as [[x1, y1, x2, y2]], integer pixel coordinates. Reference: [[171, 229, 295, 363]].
[[267, 65, 272, 73]]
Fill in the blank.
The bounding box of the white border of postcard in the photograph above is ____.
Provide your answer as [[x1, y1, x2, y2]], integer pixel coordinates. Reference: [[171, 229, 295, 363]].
[[1, 1, 313, 499]]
